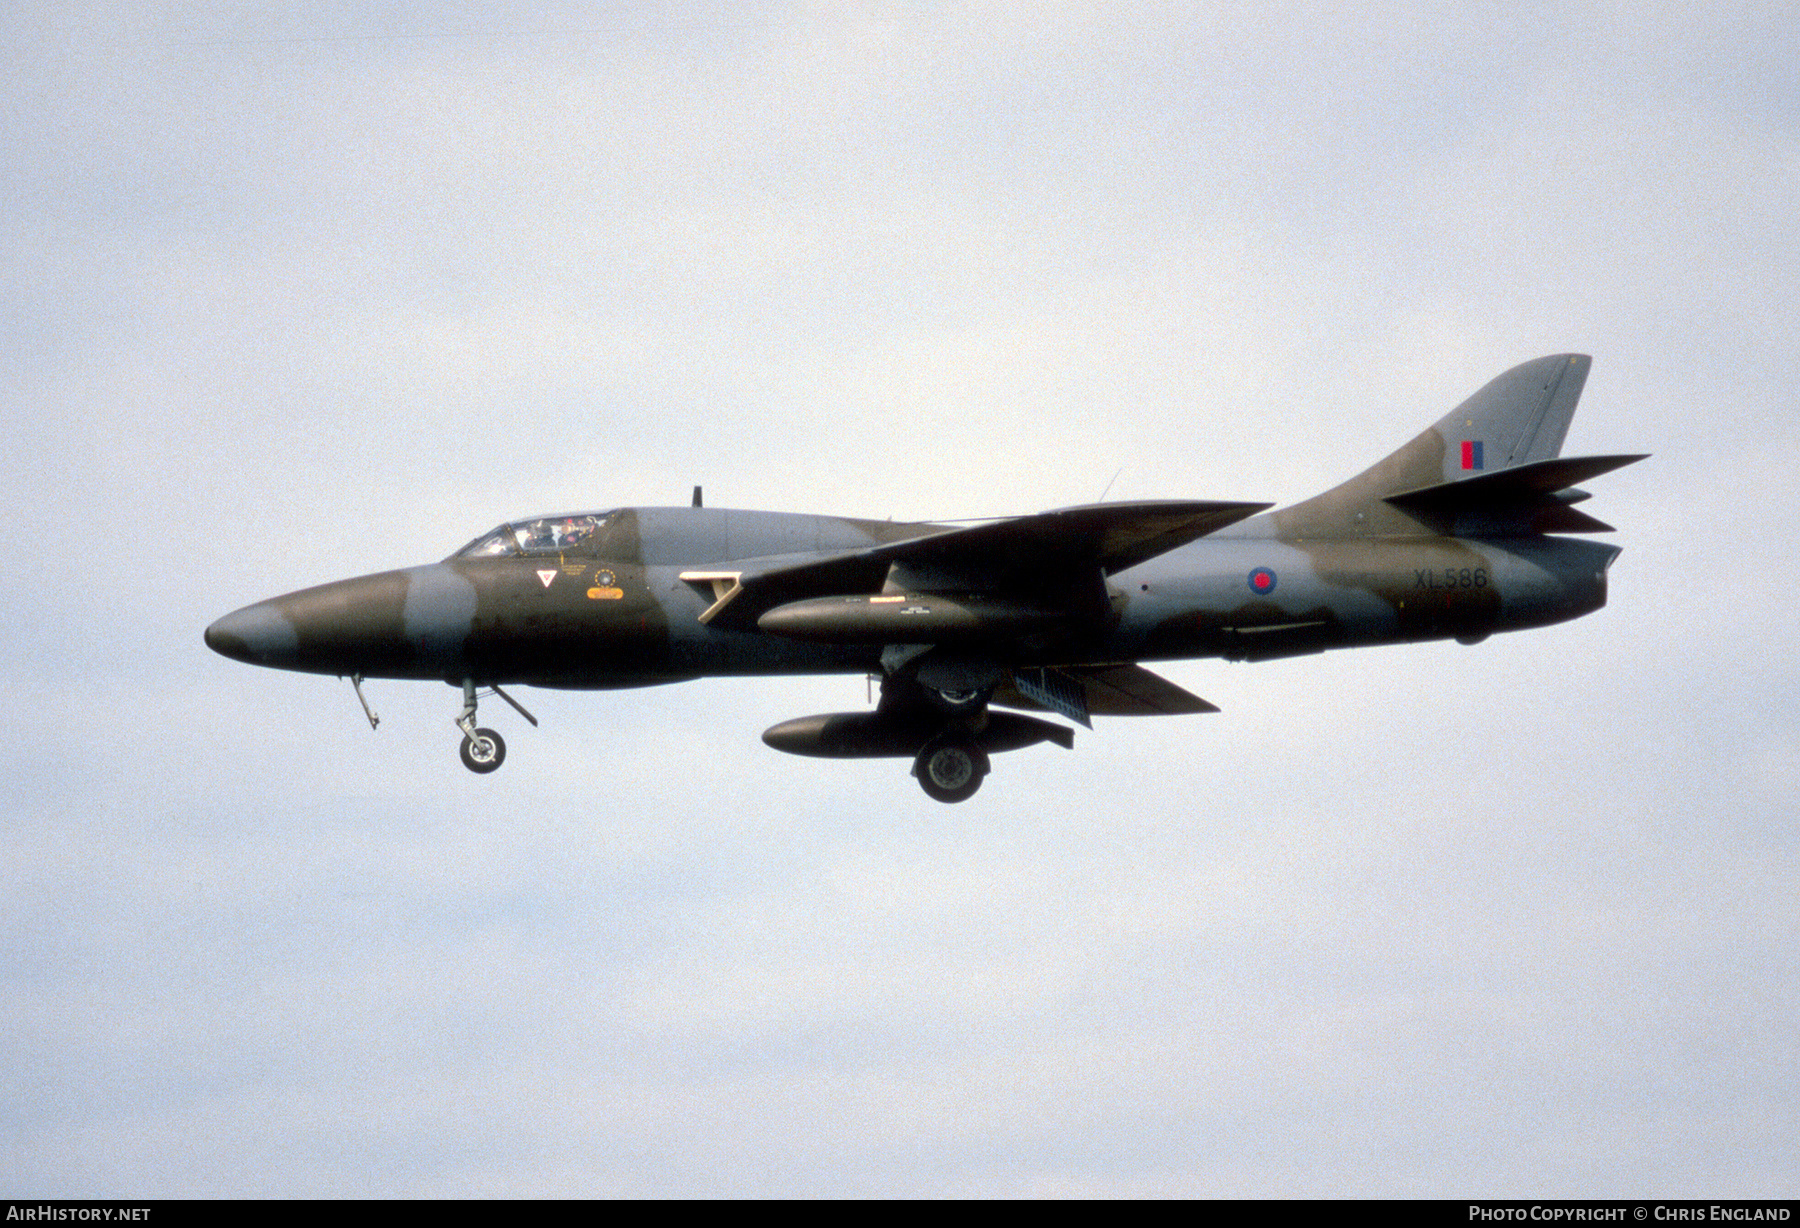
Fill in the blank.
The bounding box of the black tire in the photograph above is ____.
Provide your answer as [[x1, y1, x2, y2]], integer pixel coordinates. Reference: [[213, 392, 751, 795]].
[[459, 727, 506, 773], [913, 739, 986, 803]]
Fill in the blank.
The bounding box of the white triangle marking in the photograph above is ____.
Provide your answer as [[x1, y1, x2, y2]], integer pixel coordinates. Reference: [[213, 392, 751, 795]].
[[537, 570, 557, 588]]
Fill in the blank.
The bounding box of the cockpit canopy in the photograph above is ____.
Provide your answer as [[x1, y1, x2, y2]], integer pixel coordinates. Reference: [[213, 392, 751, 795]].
[[454, 512, 616, 559]]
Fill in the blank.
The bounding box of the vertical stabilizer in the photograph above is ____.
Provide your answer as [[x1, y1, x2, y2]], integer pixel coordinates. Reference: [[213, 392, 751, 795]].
[[1275, 354, 1592, 538], [1430, 353, 1589, 479]]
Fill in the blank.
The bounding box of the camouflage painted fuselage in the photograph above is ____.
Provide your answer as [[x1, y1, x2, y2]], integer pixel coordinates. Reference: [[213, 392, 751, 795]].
[[204, 506, 1617, 685]]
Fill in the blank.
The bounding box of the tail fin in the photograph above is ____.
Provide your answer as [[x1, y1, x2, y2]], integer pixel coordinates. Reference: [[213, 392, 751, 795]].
[[1437, 352, 1591, 473], [1275, 354, 1604, 538]]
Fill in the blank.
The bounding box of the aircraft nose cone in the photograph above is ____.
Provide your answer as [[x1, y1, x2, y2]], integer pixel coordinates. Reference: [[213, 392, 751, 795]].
[[204, 601, 299, 666]]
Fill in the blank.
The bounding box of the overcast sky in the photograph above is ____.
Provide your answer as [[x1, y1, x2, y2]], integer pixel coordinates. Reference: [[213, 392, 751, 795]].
[[3, 0, 1795, 1197]]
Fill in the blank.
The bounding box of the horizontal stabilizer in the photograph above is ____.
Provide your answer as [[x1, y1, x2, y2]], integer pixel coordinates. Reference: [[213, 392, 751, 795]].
[[1383, 453, 1646, 535], [1385, 453, 1649, 512], [1528, 504, 1617, 534], [994, 664, 1218, 720]]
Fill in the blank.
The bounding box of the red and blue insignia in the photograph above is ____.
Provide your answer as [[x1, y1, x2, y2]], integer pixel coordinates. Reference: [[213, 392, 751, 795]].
[[1460, 439, 1485, 470], [1247, 567, 1277, 595]]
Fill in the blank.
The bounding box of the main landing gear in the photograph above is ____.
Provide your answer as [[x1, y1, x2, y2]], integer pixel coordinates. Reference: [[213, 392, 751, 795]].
[[912, 735, 990, 803], [762, 675, 1075, 804], [454, 678, 537, 775]]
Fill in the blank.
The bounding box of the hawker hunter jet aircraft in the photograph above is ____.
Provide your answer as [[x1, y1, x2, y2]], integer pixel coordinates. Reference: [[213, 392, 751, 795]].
[[206, 354, 1643, 801]]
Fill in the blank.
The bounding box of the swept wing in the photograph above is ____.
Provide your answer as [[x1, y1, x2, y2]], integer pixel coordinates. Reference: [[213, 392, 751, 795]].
[[692, 499, 1270, 630]]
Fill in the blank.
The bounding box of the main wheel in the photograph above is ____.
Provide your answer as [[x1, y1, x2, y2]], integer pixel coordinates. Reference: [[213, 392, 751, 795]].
[[459, 727, 506, 773], [913, 739, 987, 803]]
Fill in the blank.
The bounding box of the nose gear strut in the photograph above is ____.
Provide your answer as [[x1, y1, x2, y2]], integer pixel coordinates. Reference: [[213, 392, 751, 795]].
[[453, 679, 538, 774]]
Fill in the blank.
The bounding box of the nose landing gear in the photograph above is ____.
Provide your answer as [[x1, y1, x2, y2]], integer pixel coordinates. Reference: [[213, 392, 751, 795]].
[[454, 678, 537, 774]]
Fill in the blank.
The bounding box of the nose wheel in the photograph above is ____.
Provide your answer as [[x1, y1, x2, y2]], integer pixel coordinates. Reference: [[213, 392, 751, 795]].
[[459, 728, 506, 773]]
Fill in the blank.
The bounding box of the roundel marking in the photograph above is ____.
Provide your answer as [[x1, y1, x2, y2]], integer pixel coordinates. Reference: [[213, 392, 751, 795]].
[[1247, 567, 1277, 595]]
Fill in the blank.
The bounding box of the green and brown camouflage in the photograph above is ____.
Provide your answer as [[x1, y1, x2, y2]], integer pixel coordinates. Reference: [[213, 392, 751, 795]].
[[207, 354, 1644, 801]]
